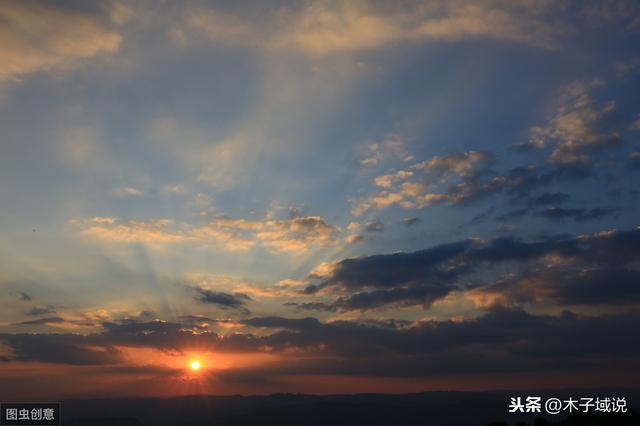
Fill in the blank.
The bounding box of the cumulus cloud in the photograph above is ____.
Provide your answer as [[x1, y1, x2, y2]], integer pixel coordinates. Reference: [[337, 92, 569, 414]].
[[469, 266, 640, 308], [529, 80, 621, 165], [412, 151, 493, 178], [352, 151, 499, 214], [0, 1, 123, 82], [360, 136, 412, 167], [352, 117, 631, 214], [350, 80, 631, 216], [301, 227, 640, 311]]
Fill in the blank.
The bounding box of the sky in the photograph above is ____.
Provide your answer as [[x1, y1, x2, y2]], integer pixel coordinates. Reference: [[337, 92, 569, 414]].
[[1, 0, 640, 399]]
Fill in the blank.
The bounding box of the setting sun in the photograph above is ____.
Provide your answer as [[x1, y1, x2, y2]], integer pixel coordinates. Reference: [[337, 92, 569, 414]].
[[190, 360, 201, 371]]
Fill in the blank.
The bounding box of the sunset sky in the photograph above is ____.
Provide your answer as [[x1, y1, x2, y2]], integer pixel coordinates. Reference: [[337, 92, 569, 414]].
[[1, 0, 640, 399]]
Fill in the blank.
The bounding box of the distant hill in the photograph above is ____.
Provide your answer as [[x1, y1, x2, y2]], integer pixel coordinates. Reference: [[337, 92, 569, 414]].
[[60, 389, 640, 426]]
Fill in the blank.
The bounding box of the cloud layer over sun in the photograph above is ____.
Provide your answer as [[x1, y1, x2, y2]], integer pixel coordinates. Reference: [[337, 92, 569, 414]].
[[1, 0, 640, 398]]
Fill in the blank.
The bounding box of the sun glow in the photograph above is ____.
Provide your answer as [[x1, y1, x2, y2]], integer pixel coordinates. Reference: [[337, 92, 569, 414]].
[[190, 360, 201, 371]]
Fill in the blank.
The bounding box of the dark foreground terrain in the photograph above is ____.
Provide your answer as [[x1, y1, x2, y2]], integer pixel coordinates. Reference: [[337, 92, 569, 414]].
[[55, 389, 640, 426]]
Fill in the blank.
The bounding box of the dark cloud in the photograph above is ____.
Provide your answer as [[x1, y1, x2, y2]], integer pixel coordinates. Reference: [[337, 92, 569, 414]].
[[364, 221, 385, 233], [331, 284, 454, 310], [3, 308, 640, 379], [495, 208, 529, 222], [17, 292, 31, 301], [533, 192, 570, 206], [304, 227, 640, 311], [473, 266, 640, 307], [232, 308, 640, 377], [534, 207, 617, 222], [446, 170, 506, 205], [16, 316, 65, 326], [26, 306, 57, 316], [242, 316, 321, 330], [495, 206, 616, 223], [307, 239, 473, 293], [0, 333, 122, 365], [283, 301, 338, 312], [193, 287, 251, 311], [442, 162, 591, 208], [510, 139, 544, 152]]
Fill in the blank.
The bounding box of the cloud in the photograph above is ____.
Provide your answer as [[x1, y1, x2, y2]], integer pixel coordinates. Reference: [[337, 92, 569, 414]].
[[494, 208, 529, 222], [360, 136, 412, 167], [345, 234, 366, 245], [0, 333, 122, 365], [510, 132, 547, 151], [373, 170, 414, 188], [533, 207, 617, 222], [16, 316, 65, 326], [72, 213, 342, 253], [178, 1, 571, 57], [73, 217, 187, 245], [17, 292, 31, 301], [412, 151, 493, 178], [182, 7, 258, 48], [401, 217, 421, 227], [193, 287, 251, 311], [469, 266, 640, 308], [352, 151, 495, 215], [26, 306, 56, 316], [495, 206, 616, 223], [363, 221, 384, 233], [0, 1, 122, 82], [302, 226, 640, 311], [528, 80, 622, 165], [303, 239, 474, 310], [353, 133, 624, 215], [112, 186, 146, 198], [2, 308, 640, 380], [254, 216, 341, 253], [351, 76, 637, 216], [273, 0, 567, 54], [533, 192, 570, 206]]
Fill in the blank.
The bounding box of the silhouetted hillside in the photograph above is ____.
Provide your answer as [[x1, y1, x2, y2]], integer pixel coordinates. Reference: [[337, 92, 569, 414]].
[[59, 389, 640, 426]]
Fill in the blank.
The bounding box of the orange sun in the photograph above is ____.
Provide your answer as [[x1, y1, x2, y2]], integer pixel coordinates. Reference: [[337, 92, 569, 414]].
[[190, 360, 201, 371]]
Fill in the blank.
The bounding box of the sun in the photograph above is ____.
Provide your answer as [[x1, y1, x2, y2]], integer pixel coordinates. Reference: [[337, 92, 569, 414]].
[[190, 360, 201, 371]]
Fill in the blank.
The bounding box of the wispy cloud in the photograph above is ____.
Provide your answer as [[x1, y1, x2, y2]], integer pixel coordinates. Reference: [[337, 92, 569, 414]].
[[179, 0, 569, 55], [0, 1, 123, 82], [72, 214, 342, 254]]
